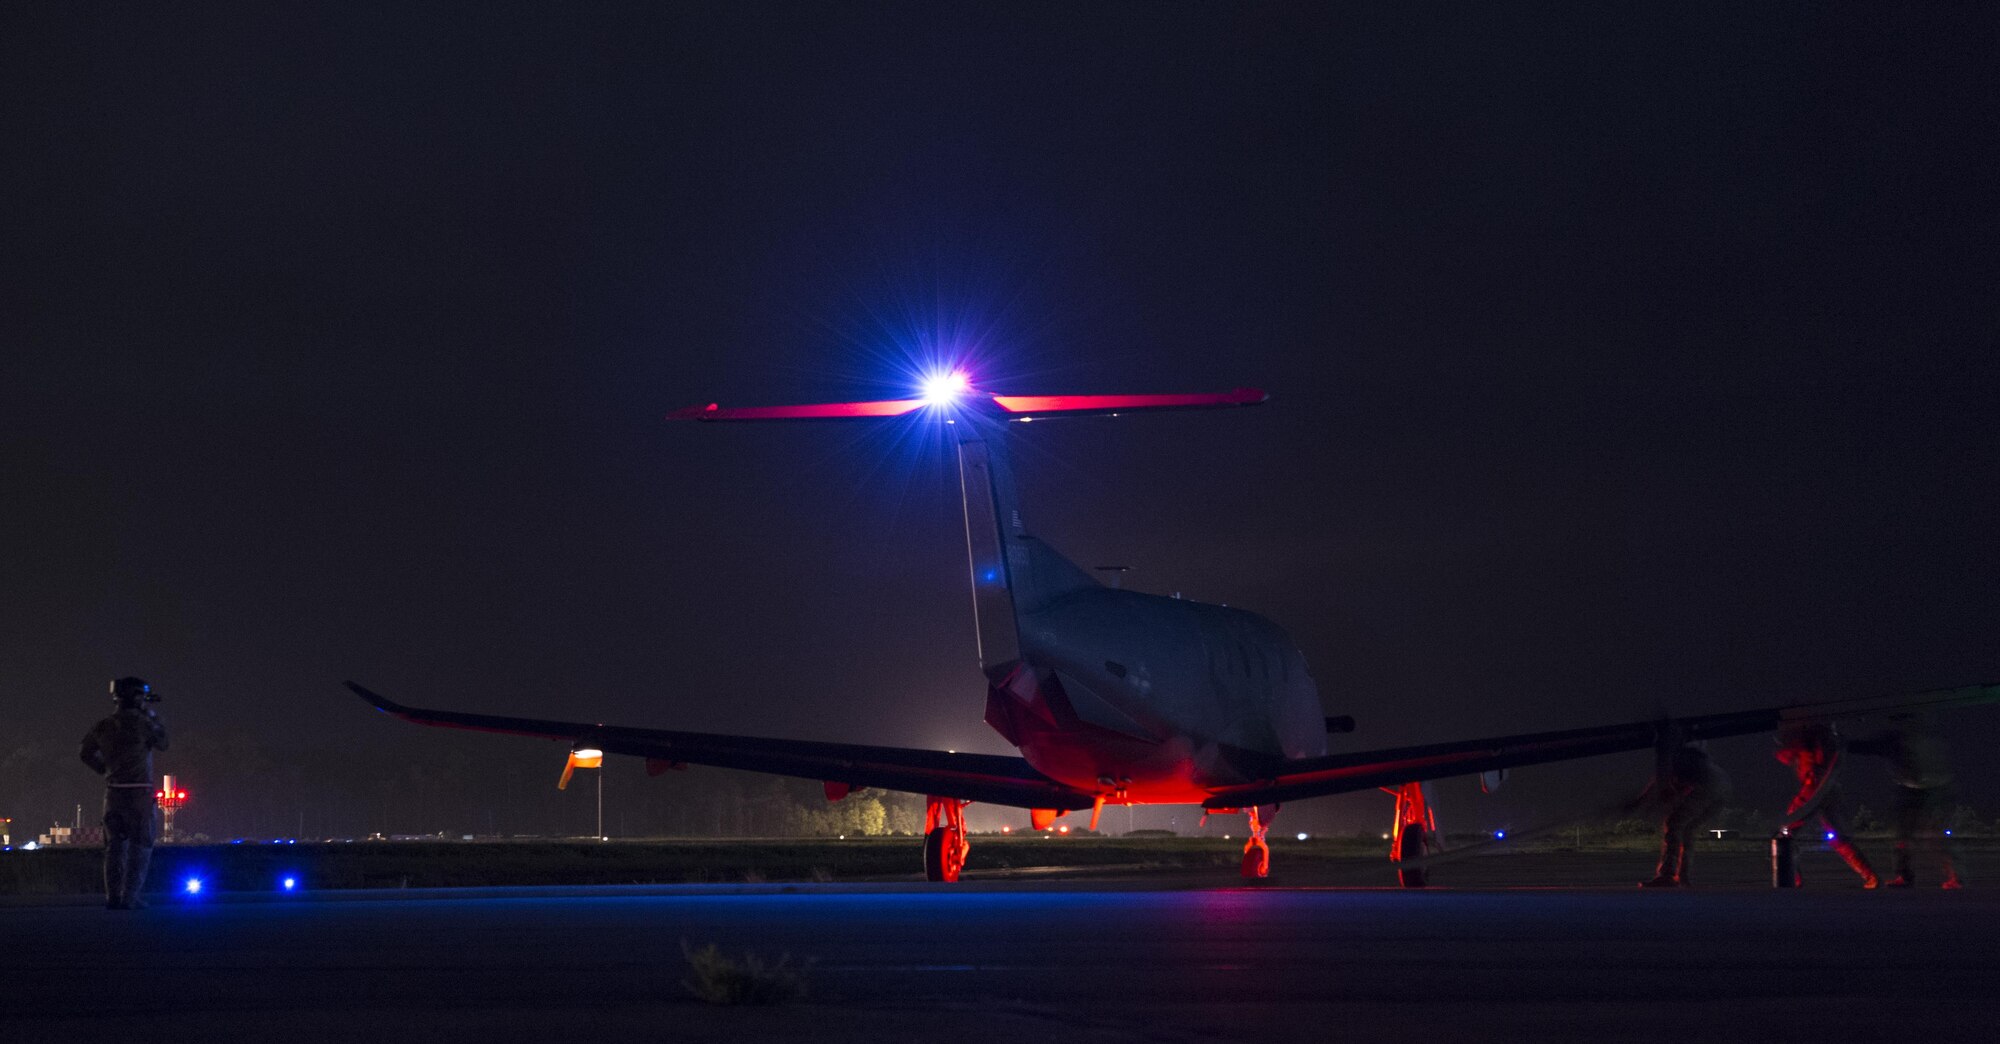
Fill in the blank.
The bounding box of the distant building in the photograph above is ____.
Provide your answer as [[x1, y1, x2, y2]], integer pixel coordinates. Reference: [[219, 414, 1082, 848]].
[[38, 825, 106, 846]]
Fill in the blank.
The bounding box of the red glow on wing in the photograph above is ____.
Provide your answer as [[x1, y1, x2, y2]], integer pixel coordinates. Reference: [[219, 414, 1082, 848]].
[[667, 399, 928, 421], [990, 388, 1266, 414]]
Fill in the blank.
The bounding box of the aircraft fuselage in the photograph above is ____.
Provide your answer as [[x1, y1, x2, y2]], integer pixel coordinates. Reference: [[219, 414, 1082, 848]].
[[983, 585, 1327, 803]]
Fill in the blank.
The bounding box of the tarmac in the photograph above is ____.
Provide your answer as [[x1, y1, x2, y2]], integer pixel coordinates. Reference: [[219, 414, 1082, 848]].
[[3, 848, 1992, 1044]]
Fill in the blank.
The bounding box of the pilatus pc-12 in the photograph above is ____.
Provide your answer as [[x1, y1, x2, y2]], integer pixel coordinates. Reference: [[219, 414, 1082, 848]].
[[349, 374, 1998, 883]]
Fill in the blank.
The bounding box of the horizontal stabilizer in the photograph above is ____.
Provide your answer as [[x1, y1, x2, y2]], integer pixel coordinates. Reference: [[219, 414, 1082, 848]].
[[991, 388, 1267, 418], [668, 387, 1267, 422], [668, 399, 928, 421]]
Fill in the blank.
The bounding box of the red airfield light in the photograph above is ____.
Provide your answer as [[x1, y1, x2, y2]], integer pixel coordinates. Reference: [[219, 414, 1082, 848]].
[[156, 776, 189, 810]]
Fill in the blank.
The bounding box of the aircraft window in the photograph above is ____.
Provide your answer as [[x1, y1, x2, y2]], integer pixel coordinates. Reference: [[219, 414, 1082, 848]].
[[1104, 661, 1127, 679]]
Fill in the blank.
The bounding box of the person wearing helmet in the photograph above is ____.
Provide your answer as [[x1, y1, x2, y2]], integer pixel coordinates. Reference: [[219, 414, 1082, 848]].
[[1851, 714, 1965, 888], [1635, 734, 1731, 888], [1774, 722, 1878, 888], [78, 677, 170, 910]]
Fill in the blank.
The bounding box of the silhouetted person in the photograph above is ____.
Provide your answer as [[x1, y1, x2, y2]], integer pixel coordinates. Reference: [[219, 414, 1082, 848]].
[[1852, 714, 1964, 888], [1636, 740, 1730, 888], [79, 677, 168, 909], [1775, 722, 1877, 887]]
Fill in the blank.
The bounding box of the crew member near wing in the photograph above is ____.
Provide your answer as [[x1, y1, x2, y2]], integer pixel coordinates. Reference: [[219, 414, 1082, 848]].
[[1775, 722, 1878, 888], [1636, 739, 1731, 888], [79, 677, 170, 910], [1851, 713, 1965, 888]]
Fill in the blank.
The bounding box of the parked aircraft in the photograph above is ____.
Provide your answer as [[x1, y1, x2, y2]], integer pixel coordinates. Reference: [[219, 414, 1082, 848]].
[[350, 373, 1997, 883]]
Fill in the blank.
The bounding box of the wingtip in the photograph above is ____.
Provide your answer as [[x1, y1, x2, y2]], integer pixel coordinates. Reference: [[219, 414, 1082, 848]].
[[666, 403, 720, 421], [345, 681, 403, 713]]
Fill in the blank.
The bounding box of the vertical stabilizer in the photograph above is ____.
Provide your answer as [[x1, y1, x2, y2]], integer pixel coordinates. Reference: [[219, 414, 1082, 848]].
[[956, 432, 1097, 670]]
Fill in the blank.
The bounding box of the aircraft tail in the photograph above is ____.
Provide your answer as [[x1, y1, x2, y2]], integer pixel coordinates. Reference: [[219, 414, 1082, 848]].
[[669, 382, 1268, 670], [954, 433, 1097, 668]]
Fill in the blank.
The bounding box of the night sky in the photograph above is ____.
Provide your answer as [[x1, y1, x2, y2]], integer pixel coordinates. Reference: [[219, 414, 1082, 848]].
[[5, 4, 1997, 840]]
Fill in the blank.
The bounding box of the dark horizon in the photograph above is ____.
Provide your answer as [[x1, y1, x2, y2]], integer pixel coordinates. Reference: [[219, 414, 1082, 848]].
[[5, 4, 1997, 843]]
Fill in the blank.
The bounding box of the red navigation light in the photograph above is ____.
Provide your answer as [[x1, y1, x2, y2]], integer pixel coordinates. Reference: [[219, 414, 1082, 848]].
[[177, 790, 188, 801]]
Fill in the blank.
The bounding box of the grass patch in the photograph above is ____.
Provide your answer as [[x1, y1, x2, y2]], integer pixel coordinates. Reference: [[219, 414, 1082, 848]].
[[681, 941, 808, 1005]]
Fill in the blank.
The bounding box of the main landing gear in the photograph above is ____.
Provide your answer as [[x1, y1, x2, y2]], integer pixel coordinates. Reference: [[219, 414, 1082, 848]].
[[1387, 781, 1435, 889], [923, 796, 970, 882], [1241, 805, 1274, 879]]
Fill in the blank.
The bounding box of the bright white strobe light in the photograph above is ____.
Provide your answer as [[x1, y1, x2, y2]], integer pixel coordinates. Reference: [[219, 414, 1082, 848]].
[[921, 371, 971, 405]]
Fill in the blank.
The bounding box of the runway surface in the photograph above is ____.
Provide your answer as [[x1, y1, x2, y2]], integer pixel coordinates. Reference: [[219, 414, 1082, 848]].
[[5, 857, 1994, 1043]]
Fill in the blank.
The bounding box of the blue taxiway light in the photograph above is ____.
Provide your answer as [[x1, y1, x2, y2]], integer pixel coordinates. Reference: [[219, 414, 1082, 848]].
[[282, 877, 297, 891], [184, 878, 203, 895], [1495, 830, 1507, 840], [1825, 832, 1837, 841]]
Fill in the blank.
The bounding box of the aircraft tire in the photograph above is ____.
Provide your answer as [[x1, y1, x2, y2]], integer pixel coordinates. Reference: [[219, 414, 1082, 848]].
[[1241, 840, 1270, 879], [1396, 828, 1429, 888], [923, 826, 962, 882]]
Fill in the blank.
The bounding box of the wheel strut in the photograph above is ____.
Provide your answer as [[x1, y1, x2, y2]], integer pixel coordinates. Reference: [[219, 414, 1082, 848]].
[[1240, 805, 1273, 879], [1387, 781, 1434, 888], [923, 796, 970, 882]]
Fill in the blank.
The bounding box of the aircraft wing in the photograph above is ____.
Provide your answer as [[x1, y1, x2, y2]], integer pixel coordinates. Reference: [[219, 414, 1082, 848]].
[[347, 682, 1096, 811], [1204, 682, 2000, 809]]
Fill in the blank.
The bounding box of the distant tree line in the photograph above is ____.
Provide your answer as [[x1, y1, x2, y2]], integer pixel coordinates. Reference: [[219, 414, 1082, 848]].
[[1, 733, 932, 841]]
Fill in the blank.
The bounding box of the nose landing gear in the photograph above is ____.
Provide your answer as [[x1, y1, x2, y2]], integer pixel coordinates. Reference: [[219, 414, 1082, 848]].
[[923, 796, 970, 882]]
